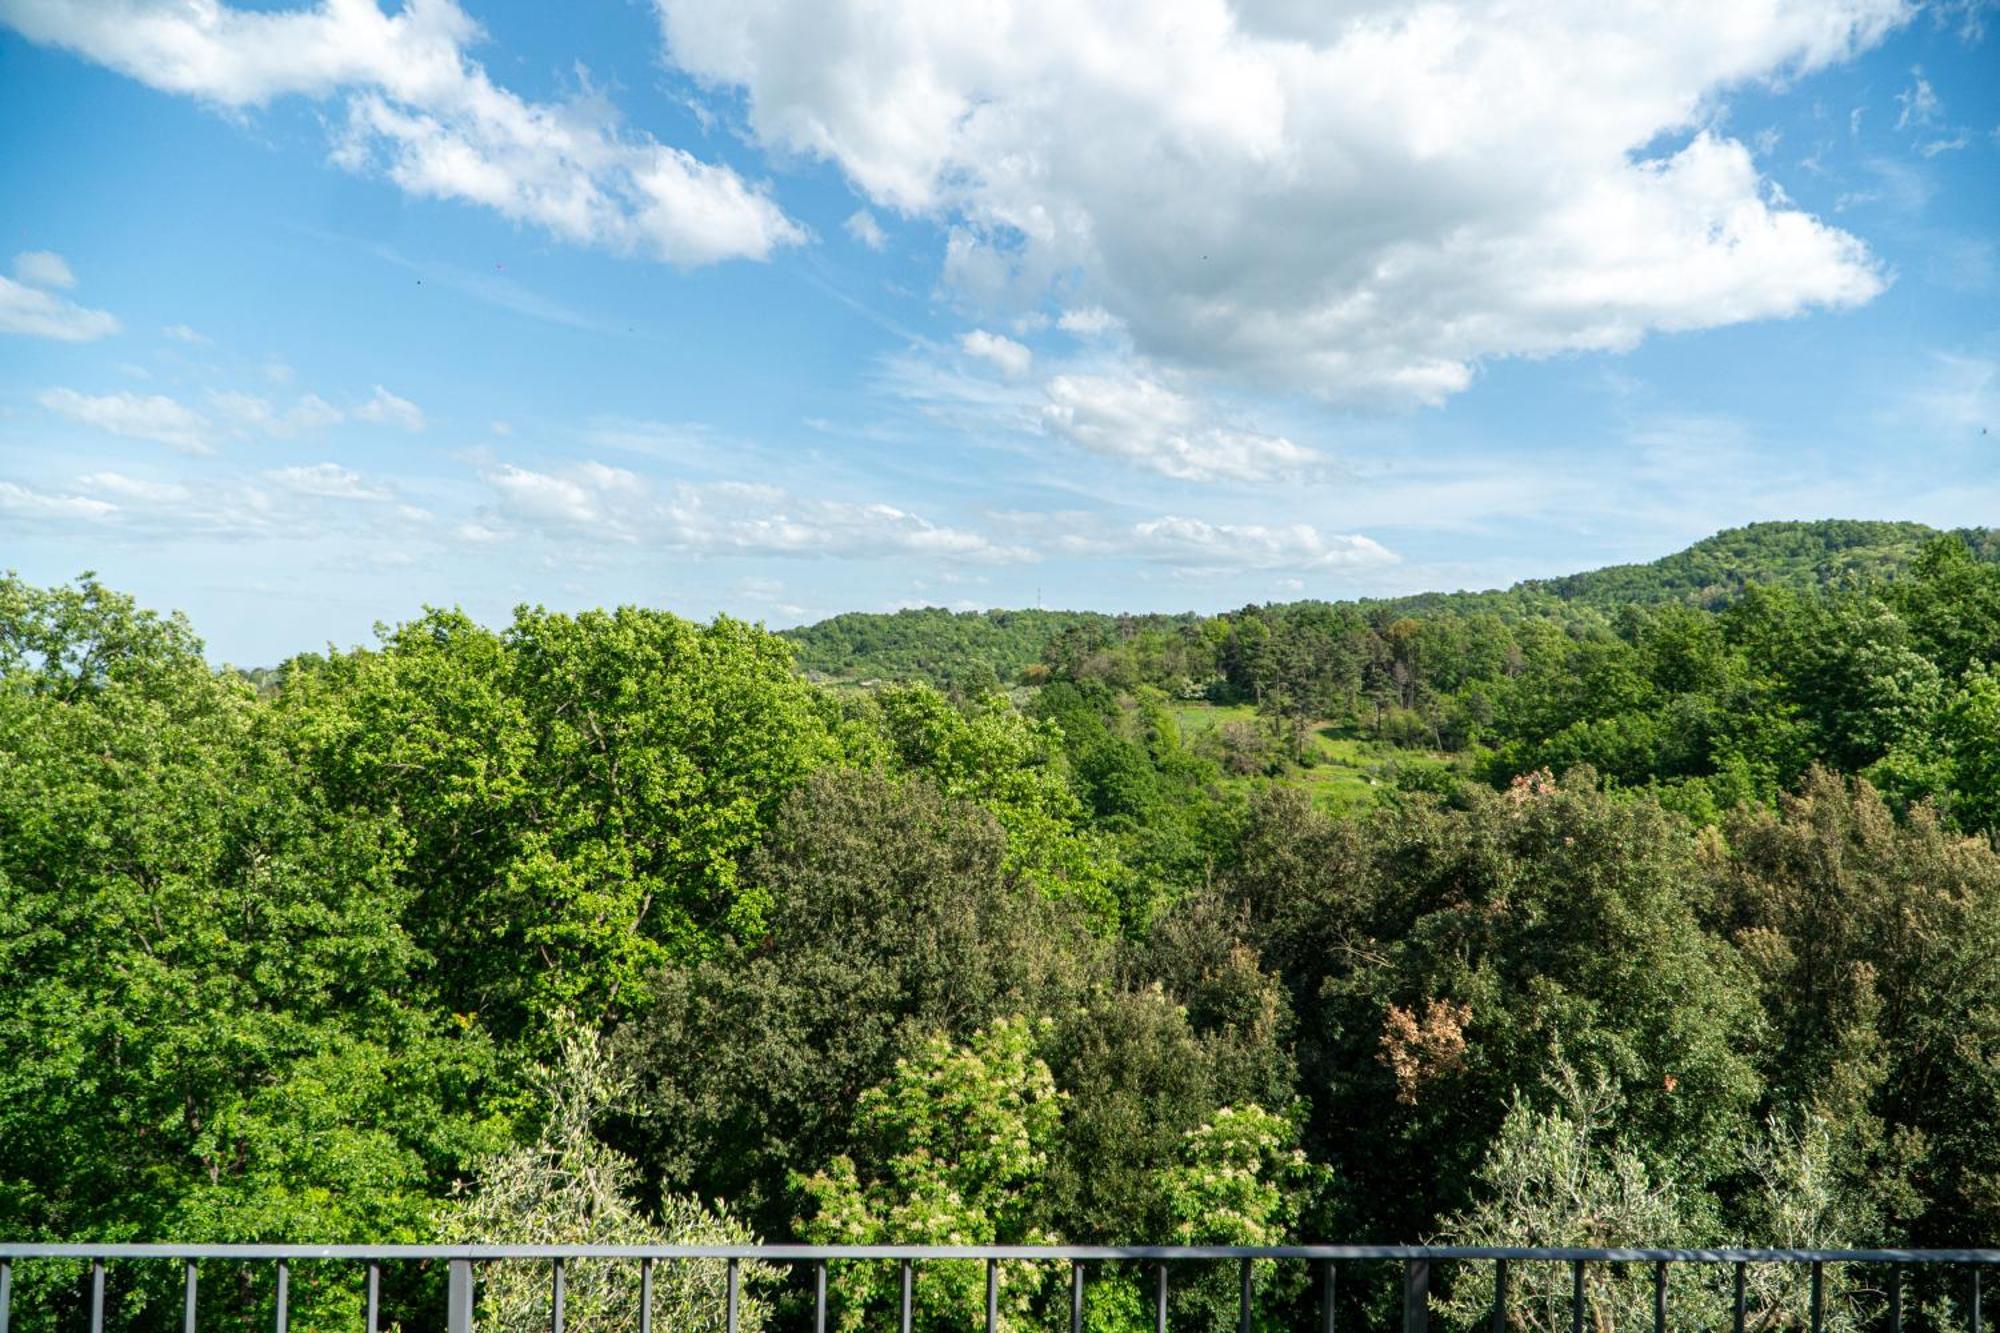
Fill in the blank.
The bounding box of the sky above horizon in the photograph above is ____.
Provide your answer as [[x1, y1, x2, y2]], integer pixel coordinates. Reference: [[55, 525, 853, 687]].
[[2, 0, 1997, 665]]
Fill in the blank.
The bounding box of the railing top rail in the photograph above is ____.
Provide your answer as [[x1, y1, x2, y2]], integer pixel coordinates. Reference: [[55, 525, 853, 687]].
[[2, 1244, 1997, 1264]]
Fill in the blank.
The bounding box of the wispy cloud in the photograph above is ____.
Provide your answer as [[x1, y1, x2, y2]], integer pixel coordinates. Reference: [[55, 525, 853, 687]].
[[39, 387, 213, 453], [0, 250, 118, 341]]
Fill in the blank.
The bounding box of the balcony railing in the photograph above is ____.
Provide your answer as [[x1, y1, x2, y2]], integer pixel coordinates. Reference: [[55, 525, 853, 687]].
[[0, 1244, 1995, 1333]]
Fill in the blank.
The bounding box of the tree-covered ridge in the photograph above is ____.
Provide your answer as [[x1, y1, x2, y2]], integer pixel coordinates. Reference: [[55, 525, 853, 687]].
[[781, 607, 1126, 686], [4, 534, 2000, 1332], [784, 521, 2000, 686], [1523, 519, 2000, 610]]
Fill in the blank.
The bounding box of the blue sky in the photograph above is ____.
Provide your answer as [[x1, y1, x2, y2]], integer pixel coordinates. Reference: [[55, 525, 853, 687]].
[[1, 0, 1996, 666]]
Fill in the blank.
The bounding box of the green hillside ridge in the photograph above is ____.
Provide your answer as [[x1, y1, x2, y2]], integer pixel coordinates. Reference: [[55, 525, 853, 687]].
[[784, 520, 1999, 683]]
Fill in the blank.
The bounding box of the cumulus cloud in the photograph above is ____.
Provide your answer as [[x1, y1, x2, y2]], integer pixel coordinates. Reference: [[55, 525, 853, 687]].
[[659, 0, 1899, 403], [0, 250, 119, 341], [1129, 516, 1397, 573], [960, 328, 1033, 378], [162, 323, 208, 344], [1039, 372, 1319, 481], [0, 465, 423, 542], [1, 0, 803, 266], [1057, 307, 1121, 337], [997, 508, 1395, 573], [211, 390, 345, 438], [39, 387, 213, 453], [472, 459, 1034, 562], [265, 462, 393, 500], [355, 385, 426, 431]]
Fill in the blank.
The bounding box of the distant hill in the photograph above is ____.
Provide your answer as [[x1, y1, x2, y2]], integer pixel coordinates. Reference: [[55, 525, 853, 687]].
[[782, 520, 1998, 682], [782, 607, 1118, 685], [1525, 519, 2000, 609]]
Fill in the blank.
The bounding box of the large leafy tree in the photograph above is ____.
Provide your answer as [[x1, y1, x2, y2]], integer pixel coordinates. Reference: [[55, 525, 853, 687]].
[[614, 769, 1104, 1232], [277, 604, 839, 1043], [0, 576, 505, 1325]]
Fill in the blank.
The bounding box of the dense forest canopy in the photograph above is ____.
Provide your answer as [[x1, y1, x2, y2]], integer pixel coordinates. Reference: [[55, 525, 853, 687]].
[[5, 517, 2000, 1331]]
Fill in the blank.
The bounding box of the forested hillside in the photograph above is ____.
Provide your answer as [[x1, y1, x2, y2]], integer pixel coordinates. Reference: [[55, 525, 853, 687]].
[[788, 521, 2000, 685], [5, 522, 2000, 1332]]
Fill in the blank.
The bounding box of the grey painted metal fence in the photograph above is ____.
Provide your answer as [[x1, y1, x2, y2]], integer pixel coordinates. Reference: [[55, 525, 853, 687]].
[[0, 1244, 1995, 1333]]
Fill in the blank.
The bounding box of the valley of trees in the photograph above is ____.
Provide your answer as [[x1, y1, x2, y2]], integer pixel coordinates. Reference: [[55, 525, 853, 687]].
[[5, 519, 2000, 1331]]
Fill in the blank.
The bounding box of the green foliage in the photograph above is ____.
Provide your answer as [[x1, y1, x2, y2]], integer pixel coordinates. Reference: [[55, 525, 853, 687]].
[[277, 604, 839, 1043], [614, 769, 1106, 1234], [436, 1030, 772, 1333], [796, 1018, 1065, 1331], [782, 607, 1119, 686], [10, 522, 2000, 1315]]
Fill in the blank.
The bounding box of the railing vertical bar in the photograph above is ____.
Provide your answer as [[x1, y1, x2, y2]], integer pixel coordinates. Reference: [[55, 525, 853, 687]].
[[986, 1258, 998, 1333], [1156, 1261, 1168, 1333], [727, 1257, 740, 1333], [639, 1258, 652, 1333], [1974, 1266, 1983, 1333], [90, 1257, 105, 1333], [1654, 1260, 1667, 1333], [275, 1259, 288, 1333], [446, 1258, 470, 1333], [183, 1258, 197, 1333], [0, 1257, 10, 1333], [1321, 1259, 1335, 1333], [1071, 1260, 1084, 1333], [1891, 1265, 1903, 1333], [1571, 1260, 1585, 1333], [1810, 1260, 1824, 1333], [900, 1259, 913, 1333], [366, 1261, 380, 1333], [1404, 1258, 1430, 1333], [1733, 1261, 1746, 1333], [1240, 1257, 1253, 1333], [549, 1258, 564, 1333], [1493, 1258, 1508, 1333], [814, 1260, 827, 1333]]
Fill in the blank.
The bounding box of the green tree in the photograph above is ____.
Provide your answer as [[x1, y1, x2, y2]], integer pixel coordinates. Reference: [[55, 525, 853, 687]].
[[278, 604, 838, 1043], [795, 1018, 1065, 1332], [437, 1030, 772, 1333]]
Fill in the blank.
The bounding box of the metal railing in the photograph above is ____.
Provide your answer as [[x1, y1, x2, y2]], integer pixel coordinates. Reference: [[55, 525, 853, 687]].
[[0, 1244, 1995, 1333]]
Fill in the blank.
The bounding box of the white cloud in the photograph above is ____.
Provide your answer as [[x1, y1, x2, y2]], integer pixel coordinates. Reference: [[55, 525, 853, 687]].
[[0, 250, 118, 341], [355, 384, 426, 431], [265, 462, 393, 500], [845, 209, 887, 249], [0, 464, 423, 543], [996, 507, 1396, 573], [13, 250, 74, 289], [0, 480, 118, 522], [39, 387, 213, 453], [162, 322, 208, 344], [1894, 67, 1941, 130], [474, 459, 1034, 562], [2, 0, 803, 266], [960, 328, 1033, 378], [1039, 372, 1319, 481], [75, 471, 192, 503], [1130, 516, 1396, 573], [211, 390, 345, 438], [1057, 306, 1121, 337], [660, 0, 1899, 404]]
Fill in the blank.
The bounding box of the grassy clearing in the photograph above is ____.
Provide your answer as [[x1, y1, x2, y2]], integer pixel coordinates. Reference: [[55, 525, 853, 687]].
[[1164, 702, 1454, 815]]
